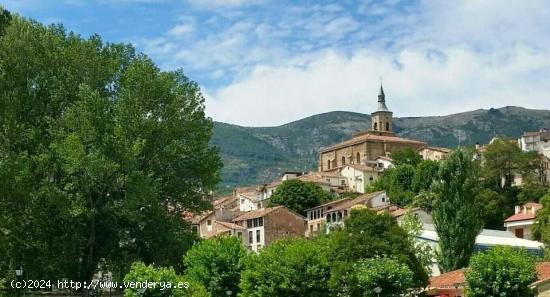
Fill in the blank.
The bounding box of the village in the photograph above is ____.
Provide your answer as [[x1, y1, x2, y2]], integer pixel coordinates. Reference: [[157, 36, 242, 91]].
[[187, 86, 550, 297]]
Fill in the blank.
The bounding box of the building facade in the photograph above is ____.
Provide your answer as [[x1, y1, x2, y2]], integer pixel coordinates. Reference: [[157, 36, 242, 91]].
[[504, 202, 543, 239], [318, 85, 426, 172]]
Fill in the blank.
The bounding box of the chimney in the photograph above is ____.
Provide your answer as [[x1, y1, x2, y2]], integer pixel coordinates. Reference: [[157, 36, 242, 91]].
[[515, 205, 521, 214]]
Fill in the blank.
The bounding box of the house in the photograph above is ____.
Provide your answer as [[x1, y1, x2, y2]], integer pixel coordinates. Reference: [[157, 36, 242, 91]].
[[233, 206, 306, 252], [428, 262, 550, 297], [519, 129, 550, 158], [339, 164, 382, 193], [531, 262, 550, 297], [188, 195, 242, 238], [318, 85, 426, 172], [504, 202, 543, 239], [419, 223, 544, 276], [204, 221, 248, 244], [305, 198, 353, 237], [324, 191, 389, 231], [419, 147, 452, 161]]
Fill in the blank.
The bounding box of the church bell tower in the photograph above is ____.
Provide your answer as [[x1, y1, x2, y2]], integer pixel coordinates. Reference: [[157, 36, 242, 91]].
[[370, 84, 394, 135]]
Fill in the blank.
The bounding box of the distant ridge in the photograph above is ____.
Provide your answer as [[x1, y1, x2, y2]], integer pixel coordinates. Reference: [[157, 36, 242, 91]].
[[211, 106, 550, 190]]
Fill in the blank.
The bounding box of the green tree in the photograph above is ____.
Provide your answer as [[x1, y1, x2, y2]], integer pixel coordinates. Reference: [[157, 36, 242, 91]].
[[432, 149, 483, 272], [411, 160, 439, 193], [268, 179, 332, 215], [482, 138, 523, 188], [368, 165, 416, 207], [466, 246, 536, 297], [183, 236, 247, 297], [124, 262, 209, 297], [328, 209, 428, 296], [239, 237, 331, 297], [478, 188, 508, 229], [391, 148, 422, 167], [0, 6, 10, 36], [354, 257, 414, 297], [0, 16, 221, 289], [533, 190, 550, 245]]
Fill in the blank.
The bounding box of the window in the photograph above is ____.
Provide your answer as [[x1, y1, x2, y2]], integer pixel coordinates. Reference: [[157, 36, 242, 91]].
[[341, 156, 346, 165], [247, 219, 252, 228], [369, 176, 374, 181], [256, 230, 261, 243], [258, 217, 263, 226], [241, 198, 245, 204], [249, 231, 253, 244], [341, 180, 346, 186], [386, 122, 389, 131], [356, 153, 361, 164], [253, 218, 258, 227], [237, 232, 242, 238], [374, 122, 378, 130], [327, 160, 331, 169], [207, 220, 212, 226]]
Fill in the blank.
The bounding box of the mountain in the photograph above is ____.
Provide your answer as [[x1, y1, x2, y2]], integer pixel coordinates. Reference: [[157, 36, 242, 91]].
[[211, 106, 550, 190]]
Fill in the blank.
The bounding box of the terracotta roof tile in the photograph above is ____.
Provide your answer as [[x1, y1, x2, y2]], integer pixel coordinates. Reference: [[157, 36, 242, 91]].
[[537, 262, 550, 282], [215, 221, 246, 230], [504, 212, 536, 222], [429, 269, 467, 289], [233, 206, 285, 221], [320, 132, 426, 153], [328, 191, 385, 212]]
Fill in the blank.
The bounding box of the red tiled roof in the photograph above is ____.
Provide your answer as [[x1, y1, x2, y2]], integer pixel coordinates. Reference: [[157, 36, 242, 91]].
[[320, 132, 426, 153], [329, 191, 385, 212], [215, 221, 246, 230], [233, 206, 285, 221], [537, 262, 550, 282], [504, 212, 536, 222], [429, 269, 467, 289]]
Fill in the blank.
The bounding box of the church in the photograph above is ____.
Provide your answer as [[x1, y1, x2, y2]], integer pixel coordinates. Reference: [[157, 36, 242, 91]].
[[318, 85, 427, 172]]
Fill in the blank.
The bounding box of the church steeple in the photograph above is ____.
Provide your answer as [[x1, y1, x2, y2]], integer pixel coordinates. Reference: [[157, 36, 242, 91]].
[[371, 83, 393, 134], [377, 84, 390, 112]]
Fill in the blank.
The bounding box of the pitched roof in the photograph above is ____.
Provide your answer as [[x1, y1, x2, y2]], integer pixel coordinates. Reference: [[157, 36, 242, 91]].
[[420, 146, 452, 153], [429, 269, 467, 289], [320, 132, 426, 153], [344, 164, 379, 172], [504, 203, 542, 222], [233, 206, 285, 221], [213, 195, 237, 208], [215, 221, 246, 230], [328, 191, 385, 212]]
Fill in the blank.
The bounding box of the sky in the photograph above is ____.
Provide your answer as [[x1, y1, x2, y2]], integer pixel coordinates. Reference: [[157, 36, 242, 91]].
[[3, 0, 550, 126]]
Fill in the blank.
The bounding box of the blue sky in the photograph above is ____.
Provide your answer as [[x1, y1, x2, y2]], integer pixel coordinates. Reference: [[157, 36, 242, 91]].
[[4, 0, 550, 126]]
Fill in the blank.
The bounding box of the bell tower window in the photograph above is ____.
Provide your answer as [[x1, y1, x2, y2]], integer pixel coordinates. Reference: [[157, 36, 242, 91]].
[[373, 122, 378, 130], [386, 122, 389, 131]]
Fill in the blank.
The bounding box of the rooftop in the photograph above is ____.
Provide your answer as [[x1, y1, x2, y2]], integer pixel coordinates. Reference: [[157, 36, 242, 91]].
[[320, 132, 426, 153], [328, 191, 386, 212], [233, 206, 285, 221]]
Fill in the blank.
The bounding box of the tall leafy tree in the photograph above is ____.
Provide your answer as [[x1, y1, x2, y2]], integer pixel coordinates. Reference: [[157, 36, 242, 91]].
[[354, 257, 414, 297], [411, 160, 439, 193], [268, 179, 332, 215], [328, 209, 428, 296], [533, 190, 550, 246], [183, 236, 247, 297], [0, 16, 221, 291], [432, 149, 483, 272], [239, 237, 331, 297], [466, 246, 536, 297]]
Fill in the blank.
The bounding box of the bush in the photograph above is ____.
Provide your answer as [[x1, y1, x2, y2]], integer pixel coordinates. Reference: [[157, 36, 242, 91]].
[[239, 237, 331, 297], [183, 236, 246, 297], [466, 246, 536, 297], [124, 262, 209, 297]]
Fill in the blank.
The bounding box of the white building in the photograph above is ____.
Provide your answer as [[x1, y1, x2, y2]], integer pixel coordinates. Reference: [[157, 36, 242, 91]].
[[519, 129, 550, 158], [339, 164, 382, 193], [504, 202, 543, 240]]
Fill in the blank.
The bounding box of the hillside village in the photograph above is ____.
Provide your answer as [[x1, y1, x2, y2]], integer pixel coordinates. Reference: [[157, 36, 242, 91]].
[[188, 85, 550, 296]]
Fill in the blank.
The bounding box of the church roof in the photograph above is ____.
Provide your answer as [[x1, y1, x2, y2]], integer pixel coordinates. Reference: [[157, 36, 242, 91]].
[[376, 84, 390, 112], [319, 132, 427, 153]]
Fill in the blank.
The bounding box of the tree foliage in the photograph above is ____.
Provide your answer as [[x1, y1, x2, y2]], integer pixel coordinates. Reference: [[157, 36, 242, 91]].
[[391, 148, 422, 167], [239, 237, 331, 297], [0, 16, 221, 286], [533, 190, 550, 246], [466, 246, 536, 297], [268, 179, 332, 215], [183, 236, 247, 297], [432, 149, 483, 272], [328, 209, 428, 296], [124, 262, 209, 297], [354, 257, 414, 297]]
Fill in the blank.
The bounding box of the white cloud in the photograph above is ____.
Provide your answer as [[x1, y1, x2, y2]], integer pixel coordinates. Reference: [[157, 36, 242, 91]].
[[187, 0, 266, 9], [203, 1, 550, 126]]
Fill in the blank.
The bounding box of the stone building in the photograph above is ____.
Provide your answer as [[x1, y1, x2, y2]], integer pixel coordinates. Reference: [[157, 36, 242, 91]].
[[319, 85, 427, 172]]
